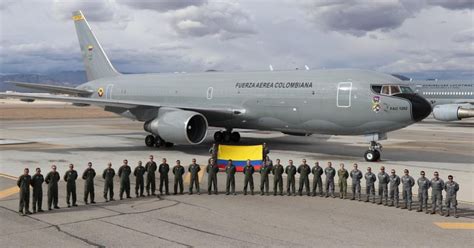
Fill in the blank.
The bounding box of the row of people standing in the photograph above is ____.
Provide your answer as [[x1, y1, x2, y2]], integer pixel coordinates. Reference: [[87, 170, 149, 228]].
[[16, 156, 460, 218]]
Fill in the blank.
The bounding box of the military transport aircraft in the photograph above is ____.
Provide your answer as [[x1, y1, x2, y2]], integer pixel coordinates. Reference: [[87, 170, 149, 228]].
[[1, 11, 432, 162]]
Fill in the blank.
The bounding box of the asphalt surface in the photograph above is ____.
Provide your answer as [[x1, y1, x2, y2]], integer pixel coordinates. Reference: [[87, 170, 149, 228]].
[[0, 115, 473, 247]]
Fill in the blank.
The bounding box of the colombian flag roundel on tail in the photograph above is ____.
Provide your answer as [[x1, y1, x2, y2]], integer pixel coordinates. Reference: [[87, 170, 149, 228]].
[[217, 144, 263, 172]]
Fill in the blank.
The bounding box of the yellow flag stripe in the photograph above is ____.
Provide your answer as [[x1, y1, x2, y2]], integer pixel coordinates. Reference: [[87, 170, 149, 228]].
[[217, 145, 263, 161], [434, 222, 474, 229]]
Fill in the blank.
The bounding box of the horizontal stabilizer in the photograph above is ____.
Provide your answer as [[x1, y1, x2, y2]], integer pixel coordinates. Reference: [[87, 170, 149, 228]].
[[4, 81, 92, 96]]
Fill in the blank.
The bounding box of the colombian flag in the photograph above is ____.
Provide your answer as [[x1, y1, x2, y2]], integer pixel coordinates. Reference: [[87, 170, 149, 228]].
[[217, 144, 263, 172]]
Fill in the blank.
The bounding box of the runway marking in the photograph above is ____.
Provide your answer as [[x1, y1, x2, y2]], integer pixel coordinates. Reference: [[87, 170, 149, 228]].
[[0, 186, 19, 199], [0, 173, 18, 180], [434, 222, 474, 230]]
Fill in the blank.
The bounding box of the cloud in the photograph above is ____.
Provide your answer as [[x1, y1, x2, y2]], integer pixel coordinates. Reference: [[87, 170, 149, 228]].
[[452, 28, 474, 43], [427, 0, 474, 10], [116, 0, 206, 12], [301, 0, 472, 37], [167, 2, 257, 39], [378, 48, 474, 73], [302, 0, 423, 36], [53, 0, 119, 22]]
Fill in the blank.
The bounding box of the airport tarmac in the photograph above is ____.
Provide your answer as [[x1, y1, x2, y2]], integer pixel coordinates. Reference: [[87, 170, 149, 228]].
[[0, 104, 473, 247]]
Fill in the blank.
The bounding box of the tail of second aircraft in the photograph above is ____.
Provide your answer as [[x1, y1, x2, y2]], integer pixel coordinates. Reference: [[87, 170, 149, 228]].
[[72, 10, 120, 81]]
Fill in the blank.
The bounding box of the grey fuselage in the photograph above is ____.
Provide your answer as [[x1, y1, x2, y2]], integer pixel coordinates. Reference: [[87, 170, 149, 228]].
[[77, 69, 422, 136]]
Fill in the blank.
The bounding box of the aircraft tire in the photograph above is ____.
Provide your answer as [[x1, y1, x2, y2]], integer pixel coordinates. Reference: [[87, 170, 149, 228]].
[[230, 132, 240, 143], [373, 150, 381, 161], [155, 136, 164, 147], [223, 132, 231, 143], [364, 150, 377, 162], [214, 131, 223, 143], [145, 135, 155, 147]]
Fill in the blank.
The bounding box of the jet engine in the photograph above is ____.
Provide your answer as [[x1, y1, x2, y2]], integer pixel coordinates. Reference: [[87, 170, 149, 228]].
[[432, 104, 474, 121], [144, 108, 208, 145]]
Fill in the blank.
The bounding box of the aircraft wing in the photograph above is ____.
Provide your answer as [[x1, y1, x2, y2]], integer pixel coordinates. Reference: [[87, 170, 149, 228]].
[[4, 81, 93, 96], [0, 92, 237, 116]]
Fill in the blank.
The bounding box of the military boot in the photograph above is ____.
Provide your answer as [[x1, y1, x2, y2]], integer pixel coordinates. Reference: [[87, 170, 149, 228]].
[[454, 208, 458, 218], [416, 206, 422, 212], [250, 190, 254, 195], [408, 204, 412, 211], [445, 210, 450, 217]]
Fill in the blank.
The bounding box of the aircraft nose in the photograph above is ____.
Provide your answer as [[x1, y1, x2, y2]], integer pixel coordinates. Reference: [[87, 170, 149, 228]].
[[396, 93, 432, 122]]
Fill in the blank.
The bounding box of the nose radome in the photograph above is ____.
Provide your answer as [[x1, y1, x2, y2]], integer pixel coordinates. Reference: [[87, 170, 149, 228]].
[[396, 93, 432, 122]]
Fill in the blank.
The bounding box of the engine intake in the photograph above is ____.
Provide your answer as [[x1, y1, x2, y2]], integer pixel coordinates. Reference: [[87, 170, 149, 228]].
[[144, 108, 208, 144], [433, 104, 474, 121]]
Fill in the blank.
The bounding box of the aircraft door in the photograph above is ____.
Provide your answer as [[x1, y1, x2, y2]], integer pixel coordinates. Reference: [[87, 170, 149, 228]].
[[105, 84, 113, 99], [337, 82, 352, 108]]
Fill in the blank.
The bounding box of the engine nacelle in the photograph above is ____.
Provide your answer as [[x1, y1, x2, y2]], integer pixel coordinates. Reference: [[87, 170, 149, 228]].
[[433, 104, 474, 121], [144, 108, 208, 145]]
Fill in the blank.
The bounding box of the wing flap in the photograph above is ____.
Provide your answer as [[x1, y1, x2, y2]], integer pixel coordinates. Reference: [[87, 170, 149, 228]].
[[5, 81, 92, 96]]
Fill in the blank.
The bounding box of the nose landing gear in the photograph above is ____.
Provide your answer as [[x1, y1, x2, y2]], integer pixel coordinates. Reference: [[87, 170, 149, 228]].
[[364, 141, 382, 162], [145, 134, 174, 148]]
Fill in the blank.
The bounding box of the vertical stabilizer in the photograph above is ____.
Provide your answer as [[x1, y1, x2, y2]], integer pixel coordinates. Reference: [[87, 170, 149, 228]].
[[72, 10, 120, 81]]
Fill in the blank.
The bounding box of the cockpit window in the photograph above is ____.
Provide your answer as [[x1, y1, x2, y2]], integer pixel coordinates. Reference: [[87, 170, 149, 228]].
[[400, 86, 413, 93], [371, 85, 382, 94], [390, 85, 400, 94], [371, 84, 413, 95]]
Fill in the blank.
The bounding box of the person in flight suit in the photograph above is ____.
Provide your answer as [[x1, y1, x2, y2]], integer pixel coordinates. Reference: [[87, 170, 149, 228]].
[[272, 159, 284, 196], [17, 168, 32, 216], [173, 160, 185, 195], [262, 143, 270, 164], [324, 162, 336, 198], [188, 158, 201, 195], [444, 175, 459, 218], [243, 160, 255, 195], [82, 162, 96, 204], [312, 162, 324, 197], [159, 158, 170, 195], [337, 163, 349, 199], [401, 169, 415, 211], [364, 167, 376, 203], [260, 159, 273, 195], [297, 159, 311, 196], [31, 167, 44, 213], [388, 169, 400, 208], [225, 159, 237, 195], [206, 158, 219, 195], [377, 166, 390, 205], [285, 160, 297, 196], [134, 161, 146, 197], [145, 155, 157, 196], [430, 171, 445, 215], [350, 163, 363, 201], [209, 143, 218, 162], [118, 159, 132, 200], [416, 170, 430, 213], [64, 164, 78, 207], [102, 162, 115, 202], [45, 165, 61, 210]]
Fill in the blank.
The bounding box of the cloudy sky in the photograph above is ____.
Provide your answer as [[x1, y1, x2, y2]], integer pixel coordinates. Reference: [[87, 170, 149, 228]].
[[1, 0, 473, 79]]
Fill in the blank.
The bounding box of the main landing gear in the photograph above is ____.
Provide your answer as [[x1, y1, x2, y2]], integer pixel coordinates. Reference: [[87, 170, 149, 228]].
[[213, 130, 240, 143], [364, 141, 382, 162], [145, 135, 174, 148]]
